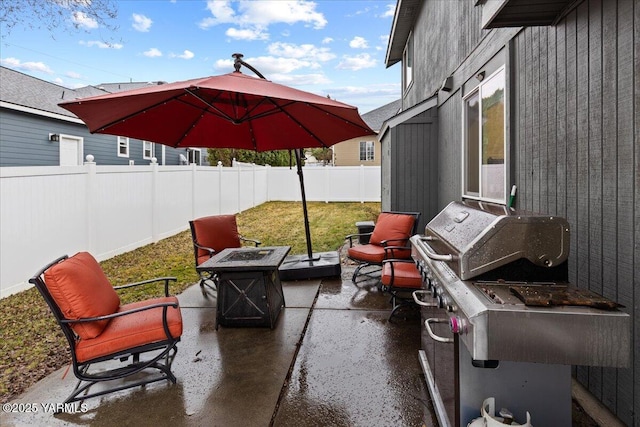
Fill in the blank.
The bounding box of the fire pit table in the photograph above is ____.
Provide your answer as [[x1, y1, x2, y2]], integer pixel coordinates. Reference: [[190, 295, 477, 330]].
[[197, 246, 290, 329]]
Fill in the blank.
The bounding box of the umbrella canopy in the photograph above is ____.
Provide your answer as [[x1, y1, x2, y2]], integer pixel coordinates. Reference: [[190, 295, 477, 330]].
[[59, 71, 375, 152], [59, 57, 376, 275]]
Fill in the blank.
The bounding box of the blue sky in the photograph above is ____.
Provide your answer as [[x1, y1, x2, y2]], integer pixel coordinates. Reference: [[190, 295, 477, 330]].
[[1, 0, 401, 113]]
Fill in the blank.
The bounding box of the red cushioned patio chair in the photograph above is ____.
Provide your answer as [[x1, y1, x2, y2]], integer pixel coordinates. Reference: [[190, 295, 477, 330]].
[[29, 252, 183, 405], [189, 215, 261, 296], [381, 257, 423, 321], [345, 211, 421, 284]]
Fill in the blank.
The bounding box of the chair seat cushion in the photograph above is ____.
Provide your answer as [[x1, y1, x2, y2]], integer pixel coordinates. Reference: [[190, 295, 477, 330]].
[[75, 296, 183, 363], [381, 262, 422, 288], [348, 244, 386, 263], [44, 252, 121, 340]]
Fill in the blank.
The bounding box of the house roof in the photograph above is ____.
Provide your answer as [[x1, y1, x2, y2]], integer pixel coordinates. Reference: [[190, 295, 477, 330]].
[[361, 99, 402, 132], [0, 66, 167, 121], [385, 0, 422, 67]]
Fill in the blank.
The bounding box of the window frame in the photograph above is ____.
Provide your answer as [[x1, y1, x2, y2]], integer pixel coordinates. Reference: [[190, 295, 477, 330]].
[[117, 136, 129, 158], [142, 141, 154, 160], [359, 140, 375, 162], [461, 66, 507, 204], [402, 32, 414, 94], [187, 148, 202, 165]]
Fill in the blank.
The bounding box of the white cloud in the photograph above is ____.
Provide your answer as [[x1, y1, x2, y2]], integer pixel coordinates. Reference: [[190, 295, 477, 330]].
[[53, 77, 65, 85], [216, 55, 315, 75], [349, 36, 369, 49], [236, 1, 326, 29], [79, 40, 123, 49], [225, 27, 269, 41], [336, 53, 376, 71], [170, 50, 195, 60], [199, 0, 326, 41], [322, 37, 333, 44], [65, 71, 83, 79], [71, 11, 98, 29], [382, 4, 396, 18], [268, 73, 331, 86], [143, 48, 162, 58], [267, 42, 335, 63], [132, 13, 152, 32], [0, 57, 53, 74]]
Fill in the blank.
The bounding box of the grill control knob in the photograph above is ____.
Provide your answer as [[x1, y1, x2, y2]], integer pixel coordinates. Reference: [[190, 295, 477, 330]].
[[450, 316, 466, 335]]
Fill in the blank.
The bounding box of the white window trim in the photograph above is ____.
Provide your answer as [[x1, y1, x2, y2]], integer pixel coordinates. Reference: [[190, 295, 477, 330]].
[[188, 148, 202, 165], [117, 136, 129, 158], [461, 66, 507, 204], [402, 32, 414, 94], [143, 141, 154, 160], [359, 140, 375, 162]]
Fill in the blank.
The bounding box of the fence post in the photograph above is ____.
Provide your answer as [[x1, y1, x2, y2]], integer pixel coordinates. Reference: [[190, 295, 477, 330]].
[[151, 158, 160, 243], [218, 161, 223, 214], [360, 165, 365, 203], [191, 161, 197, 220], [84, 155, 97, 254]]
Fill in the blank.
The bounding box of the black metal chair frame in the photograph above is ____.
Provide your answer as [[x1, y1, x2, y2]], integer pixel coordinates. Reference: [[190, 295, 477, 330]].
[[345, 211, 421, 284], [381, 257, 423, 321], [189, 219, 261, 296], [30, 255, 181, 406]]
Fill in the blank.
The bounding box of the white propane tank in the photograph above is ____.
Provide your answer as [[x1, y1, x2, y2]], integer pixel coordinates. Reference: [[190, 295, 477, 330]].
[[467, 397, 532, 427]]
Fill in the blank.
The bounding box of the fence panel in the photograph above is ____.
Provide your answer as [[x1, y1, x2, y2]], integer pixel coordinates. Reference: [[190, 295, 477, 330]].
[[1, 163, 380, 297]]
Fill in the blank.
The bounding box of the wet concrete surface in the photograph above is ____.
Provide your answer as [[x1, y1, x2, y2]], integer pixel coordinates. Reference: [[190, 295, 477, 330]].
[[1, 255, 434, 427]]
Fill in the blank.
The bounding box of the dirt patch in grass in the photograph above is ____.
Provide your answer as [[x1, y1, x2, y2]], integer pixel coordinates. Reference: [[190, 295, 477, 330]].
[[0, 202, 380, 403]]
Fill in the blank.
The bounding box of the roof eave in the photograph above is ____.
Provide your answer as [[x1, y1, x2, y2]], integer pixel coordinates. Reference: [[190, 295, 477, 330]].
[[385, 0, 421, 68]]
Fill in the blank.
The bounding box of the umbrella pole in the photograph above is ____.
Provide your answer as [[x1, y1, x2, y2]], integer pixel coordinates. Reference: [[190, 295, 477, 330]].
[[295, 149, 316, 261]]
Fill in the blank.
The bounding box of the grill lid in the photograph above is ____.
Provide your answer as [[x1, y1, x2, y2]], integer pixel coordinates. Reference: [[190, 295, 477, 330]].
[[423, 200, 570, 280]]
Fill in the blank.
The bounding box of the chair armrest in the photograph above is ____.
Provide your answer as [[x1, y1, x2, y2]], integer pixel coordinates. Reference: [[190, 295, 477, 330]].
[[380, 238, 410, 246], [193, 242, 215, 257], [345, 232, 373, 247], [240, 236, 261, 247], [60, 299, 179, 324], [114, 277, 177, 297], [383, 245, 412, 259]]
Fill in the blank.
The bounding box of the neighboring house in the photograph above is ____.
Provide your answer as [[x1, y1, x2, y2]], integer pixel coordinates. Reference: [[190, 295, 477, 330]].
[[383, 0, 637, 425], [332, 99, 400, 166], [0, 66, 206, 166]]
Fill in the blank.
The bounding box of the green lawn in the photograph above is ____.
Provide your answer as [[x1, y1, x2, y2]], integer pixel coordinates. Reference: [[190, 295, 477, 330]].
[[0, 201, 380, 403]]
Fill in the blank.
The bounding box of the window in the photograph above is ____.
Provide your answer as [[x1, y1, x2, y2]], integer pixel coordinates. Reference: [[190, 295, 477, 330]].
[[117, 137, 129, 157], [462, 67, 506, 202], [143, 141, 154, 160], [359, 141, 374, 162], [403, 33, 413, 92], [188, 148, 201, 165]]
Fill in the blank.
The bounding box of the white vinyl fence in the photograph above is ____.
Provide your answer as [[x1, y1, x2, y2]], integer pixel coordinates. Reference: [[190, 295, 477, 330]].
[[0, 161, 380, 297]]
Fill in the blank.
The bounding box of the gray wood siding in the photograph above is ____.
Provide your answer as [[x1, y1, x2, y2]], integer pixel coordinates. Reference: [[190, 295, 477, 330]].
[[0, 109, 192, 166], [388, 108, 439, 231], [510, 1, 638, 424], [394, 0, 638, 423], [406, 0, 486, 110]]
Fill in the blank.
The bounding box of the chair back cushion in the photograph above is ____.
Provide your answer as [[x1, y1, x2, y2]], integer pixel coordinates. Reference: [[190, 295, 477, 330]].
[[192, 215, 241, 258], [44, 252, 120, 340], [370, 213, 416, 246]]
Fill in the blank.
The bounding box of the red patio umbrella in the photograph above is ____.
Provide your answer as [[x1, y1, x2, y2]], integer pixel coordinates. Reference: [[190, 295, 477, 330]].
[[59, 54, 376, 279]]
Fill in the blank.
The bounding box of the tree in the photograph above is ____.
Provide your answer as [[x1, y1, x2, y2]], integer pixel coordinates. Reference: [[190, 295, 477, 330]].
[[207, 149, 296, 167], [1, 0, 119, 40]]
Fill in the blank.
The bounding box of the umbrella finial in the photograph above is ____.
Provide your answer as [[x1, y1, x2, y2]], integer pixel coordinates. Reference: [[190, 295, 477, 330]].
[[232, 53, 244, 73]]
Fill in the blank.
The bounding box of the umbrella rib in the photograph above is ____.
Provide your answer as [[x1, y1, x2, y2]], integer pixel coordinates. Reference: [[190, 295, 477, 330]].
[[93, 93, 187, 133], [184, 88, 238, 122]]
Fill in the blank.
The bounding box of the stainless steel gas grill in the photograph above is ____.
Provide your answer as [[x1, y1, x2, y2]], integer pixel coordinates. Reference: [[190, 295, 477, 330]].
[[410, 200, 630, 427]]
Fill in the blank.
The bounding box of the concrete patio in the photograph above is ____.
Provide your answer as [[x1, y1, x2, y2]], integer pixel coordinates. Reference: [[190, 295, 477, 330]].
[[1, 252, 437, 427]]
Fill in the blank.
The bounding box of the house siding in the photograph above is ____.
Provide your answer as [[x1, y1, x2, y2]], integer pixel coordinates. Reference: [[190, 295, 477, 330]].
[[0, 108, 194, 167], [332, 136, 381, 166], [389, 0, 638, 423]]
